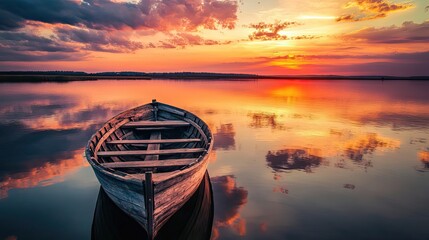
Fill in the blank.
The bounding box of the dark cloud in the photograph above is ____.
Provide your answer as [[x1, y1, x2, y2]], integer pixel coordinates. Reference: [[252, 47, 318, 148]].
[[332, 57, 429, 76], [213, 123, 235, 150], [0, 9, 25, 30], [55, 27, 144, 53], [0, 0, 238, 31], [0, 0, 238, 58], [247, 21, 300, 40], [266, 149, 323, 173], [0, 31, 76, 52], [0, 31, 88, 61], [260, 50, 429, 62], [337, 0, 412, 22], [344, 21, 429, 44], [0, 49, 87, 61]]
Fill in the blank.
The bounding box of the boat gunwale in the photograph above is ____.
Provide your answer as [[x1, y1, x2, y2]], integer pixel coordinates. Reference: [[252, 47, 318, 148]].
[[84, 101, 214, 184]]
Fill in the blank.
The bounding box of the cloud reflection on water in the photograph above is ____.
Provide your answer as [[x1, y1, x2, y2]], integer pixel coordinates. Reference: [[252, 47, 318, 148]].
[[213, 123, 236, 151], [0, 93, 133, 198], [248, 112, 287, 130], [418, 150, 429, 169], [266, 148, 323, 173], [211, 175, 248, 239]]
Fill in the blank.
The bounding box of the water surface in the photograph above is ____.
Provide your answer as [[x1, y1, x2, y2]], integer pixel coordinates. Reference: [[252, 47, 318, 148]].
[[1, 79, 429, 240]]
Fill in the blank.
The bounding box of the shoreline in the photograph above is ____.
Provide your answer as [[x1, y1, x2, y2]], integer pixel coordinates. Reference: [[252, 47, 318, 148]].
[[0, 73, 428, 83]]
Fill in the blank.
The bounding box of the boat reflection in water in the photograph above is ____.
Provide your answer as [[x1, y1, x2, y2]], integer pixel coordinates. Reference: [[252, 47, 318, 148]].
[[92, 171, 213, 240]]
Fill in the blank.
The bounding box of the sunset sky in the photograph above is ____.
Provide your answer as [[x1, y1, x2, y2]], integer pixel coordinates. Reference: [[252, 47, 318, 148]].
[[0, 0, 428, 75]]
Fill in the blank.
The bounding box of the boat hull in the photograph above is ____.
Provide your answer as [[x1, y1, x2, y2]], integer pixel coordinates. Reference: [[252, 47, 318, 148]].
[[85, 101, 213, 239], [92, 167, 147, 227], [89, 151, 209, 236], [91, 171, 214, 240]]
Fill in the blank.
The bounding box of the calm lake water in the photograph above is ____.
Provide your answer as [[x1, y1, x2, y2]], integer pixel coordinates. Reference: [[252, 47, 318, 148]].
[[1, 79, 429, 240]]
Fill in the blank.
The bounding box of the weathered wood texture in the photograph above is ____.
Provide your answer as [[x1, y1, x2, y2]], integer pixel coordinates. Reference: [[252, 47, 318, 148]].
[[145, 131, 161, 161], [158, 105, 186, 117], [145, 172, 154, 240], [134, 127, 173, 131], [106, 139, 201, 144], [100, 159, 197, 169], [93, 169, 147, 227], [85, 101, 214, 239], [123, 120, 189, 128], [94, 119, 130, 158], [91, 172, 214, 240], [97, 148, 205, 157], [152, 155, 210, 234]]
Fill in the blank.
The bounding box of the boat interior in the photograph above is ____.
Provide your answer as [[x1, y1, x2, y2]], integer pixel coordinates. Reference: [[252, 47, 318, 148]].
[[87, 101, 211, 175]]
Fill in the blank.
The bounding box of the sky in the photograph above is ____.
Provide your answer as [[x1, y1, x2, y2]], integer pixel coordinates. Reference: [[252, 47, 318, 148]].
[[0, 0, 428, 76]]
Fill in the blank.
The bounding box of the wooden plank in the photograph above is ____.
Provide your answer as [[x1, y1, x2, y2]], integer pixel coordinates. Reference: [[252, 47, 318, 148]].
[[153, 155, 209, 230], [183, 118, 208, 145], [123, 120, 189, 128], [145, 131, 161, 161], [97, 148, 205, 157], [100, 159, 198, 168], [135, 127, 174, 131], [158, 105, 186, 116], [106, 139, 201, 144], [106, 127, 126, 163], [145, 172, 154, 240], [94, 119, 130, 158]]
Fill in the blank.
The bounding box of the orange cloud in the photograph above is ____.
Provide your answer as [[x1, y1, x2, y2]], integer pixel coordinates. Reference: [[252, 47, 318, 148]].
[[248, 21, 300, 41], [337, 0, 412, 22], [156, 32, 232, 49]]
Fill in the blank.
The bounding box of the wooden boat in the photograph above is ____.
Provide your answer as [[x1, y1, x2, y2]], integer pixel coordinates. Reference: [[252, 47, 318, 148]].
[[85, 100, 213, 239], [91, 171, 214, 240]]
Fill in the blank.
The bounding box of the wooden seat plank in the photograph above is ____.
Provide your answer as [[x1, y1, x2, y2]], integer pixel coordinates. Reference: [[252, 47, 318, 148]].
[[100, 158, 198, 169], [145, 131, 161, 161], [135, 127, 173, 131], [106, 139, 201, 144], [97, 148, 205, 157], [122, 120, 189, 128]]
